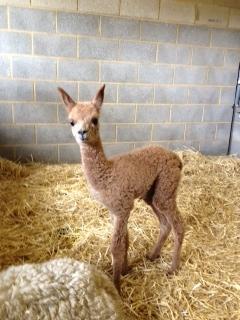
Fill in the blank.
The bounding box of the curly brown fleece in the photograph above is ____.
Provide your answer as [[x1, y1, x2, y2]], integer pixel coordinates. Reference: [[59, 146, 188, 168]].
[[58, 85, 184, 292]]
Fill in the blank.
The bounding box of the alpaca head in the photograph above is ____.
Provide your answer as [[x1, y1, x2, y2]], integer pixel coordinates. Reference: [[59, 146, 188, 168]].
[[58, 84, 105, 145]]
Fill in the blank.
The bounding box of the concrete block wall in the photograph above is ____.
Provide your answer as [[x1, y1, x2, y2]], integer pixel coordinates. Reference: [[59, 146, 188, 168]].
[[0, 0, 239, 162]]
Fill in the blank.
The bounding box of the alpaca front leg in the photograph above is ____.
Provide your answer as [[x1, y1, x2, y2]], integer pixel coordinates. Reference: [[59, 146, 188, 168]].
[[110, 213, 129, 275], [110, 214, 129, 292]]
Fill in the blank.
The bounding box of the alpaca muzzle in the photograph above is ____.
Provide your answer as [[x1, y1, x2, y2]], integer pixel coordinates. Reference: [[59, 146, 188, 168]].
[[78, 129, 88, 141]]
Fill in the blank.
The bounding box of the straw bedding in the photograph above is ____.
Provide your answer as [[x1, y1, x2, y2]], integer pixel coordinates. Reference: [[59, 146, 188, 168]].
[[0, 151, 239, 320]]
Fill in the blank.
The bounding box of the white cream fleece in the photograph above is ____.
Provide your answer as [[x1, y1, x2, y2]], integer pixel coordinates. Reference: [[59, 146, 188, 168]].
[[0, 258, 124, 320]]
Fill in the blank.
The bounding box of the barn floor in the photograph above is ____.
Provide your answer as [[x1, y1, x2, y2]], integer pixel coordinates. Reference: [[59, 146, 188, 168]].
[[0, 151, 239, 320]]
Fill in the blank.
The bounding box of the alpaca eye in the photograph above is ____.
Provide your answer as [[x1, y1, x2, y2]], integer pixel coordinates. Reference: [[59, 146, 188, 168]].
[[70, 120, 75, 127], [92, 117, 98, 126]]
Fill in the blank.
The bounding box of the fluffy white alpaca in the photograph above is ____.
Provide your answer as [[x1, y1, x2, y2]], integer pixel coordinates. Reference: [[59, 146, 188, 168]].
[[0, 258, 124, 320]]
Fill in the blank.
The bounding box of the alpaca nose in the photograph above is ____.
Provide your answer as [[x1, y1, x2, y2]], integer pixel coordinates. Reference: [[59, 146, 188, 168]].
[[78, 129, 88, 135], [78, 129, 88, 141]]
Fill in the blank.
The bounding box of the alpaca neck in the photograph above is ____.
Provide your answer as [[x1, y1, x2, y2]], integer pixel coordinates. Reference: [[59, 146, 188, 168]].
[[79, 138, 111, 188]]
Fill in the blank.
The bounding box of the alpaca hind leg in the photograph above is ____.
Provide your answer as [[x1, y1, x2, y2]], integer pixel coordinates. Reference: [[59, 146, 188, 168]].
[[153, 201, 184, 274], [121, 230, 130, 275], [165, 208, 184, 274], [149, 166, 184, 273], [146, 203, 171, 261]]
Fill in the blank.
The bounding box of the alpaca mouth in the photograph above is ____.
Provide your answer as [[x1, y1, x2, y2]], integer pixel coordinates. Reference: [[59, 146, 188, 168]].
[[78, 132, 88, 142], [80, 135, 88, 142]]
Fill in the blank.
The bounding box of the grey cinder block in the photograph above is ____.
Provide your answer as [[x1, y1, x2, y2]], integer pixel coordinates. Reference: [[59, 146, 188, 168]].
[[139, 64, 173, 84], [119, 41, 157, 62], [186, 123, 216, 140], [155, 86, 188, 104], [152, 124, 185, 141], [117, 124, 151, 142], [101, 105, 136, 123], [12, 57, 56, 80], [216, 123, 231, 140], [141, 21, 177, 43], [221, 87, 235, 105], [79, 38, 118, 60], [178, 25, 210, 46], [0, 80, 33, 101], [101, 16, 139, 40], [0, 103, 12, 123], [0, 56, 11, 77], [58, 60, 98, 81], [203, 105, 232, 122], [212, 29, 240, 49], [0, 125, 35, 145], [16, 145, 58, 163], [100, 124, 116, 141], [57, 12, 99, 36], [32, 0, 77, 10], [158, 44, 192, 64], [0, 32, 31, 54], [199, 140, 228, 155], [14, 103, 58, 123], [189, 87, 219, 104], [171, 105, 203, 122], [36, 125, 74, 144], [118, 85, 153, 103], [120, 0, 159, 19], [0, 6, 7, 28], [59, 144, 81, 163], [192, 47, 224, 66], [224, 50, 240, 68], [10, 7, 55, 32], [101, 62, 138, 83], [35, 81, 77, 102], [34, 34, 77, 57], [136, 105, 170, 123], [103, 143, 134, 158], [58, 105, 68, 123], [79, 83, 117, 103], [174, 66, 207, 85], [208, 67, 237, 86], [134, 141, 169, 149], [169, 141, 199, 151]]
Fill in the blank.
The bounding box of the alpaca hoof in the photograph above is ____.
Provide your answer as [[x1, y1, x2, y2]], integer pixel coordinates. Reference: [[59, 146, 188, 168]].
[[114, 280, 121, 294], [146, 253, 160, 261], [121, 265, 132, 276], [166, 268, 177, 276]]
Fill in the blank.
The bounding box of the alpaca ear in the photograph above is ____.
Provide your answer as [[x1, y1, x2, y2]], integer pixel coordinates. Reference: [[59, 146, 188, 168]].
[[92, 84, 105, 110], [58, 87, 76, 112]]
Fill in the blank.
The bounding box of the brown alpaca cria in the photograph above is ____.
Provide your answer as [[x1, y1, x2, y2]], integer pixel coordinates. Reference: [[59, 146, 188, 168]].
[[58, 84, 184, 292]]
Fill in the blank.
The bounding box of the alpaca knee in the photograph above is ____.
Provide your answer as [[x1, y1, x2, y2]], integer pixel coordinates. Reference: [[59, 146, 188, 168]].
[[173, 219, 185, 245]]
